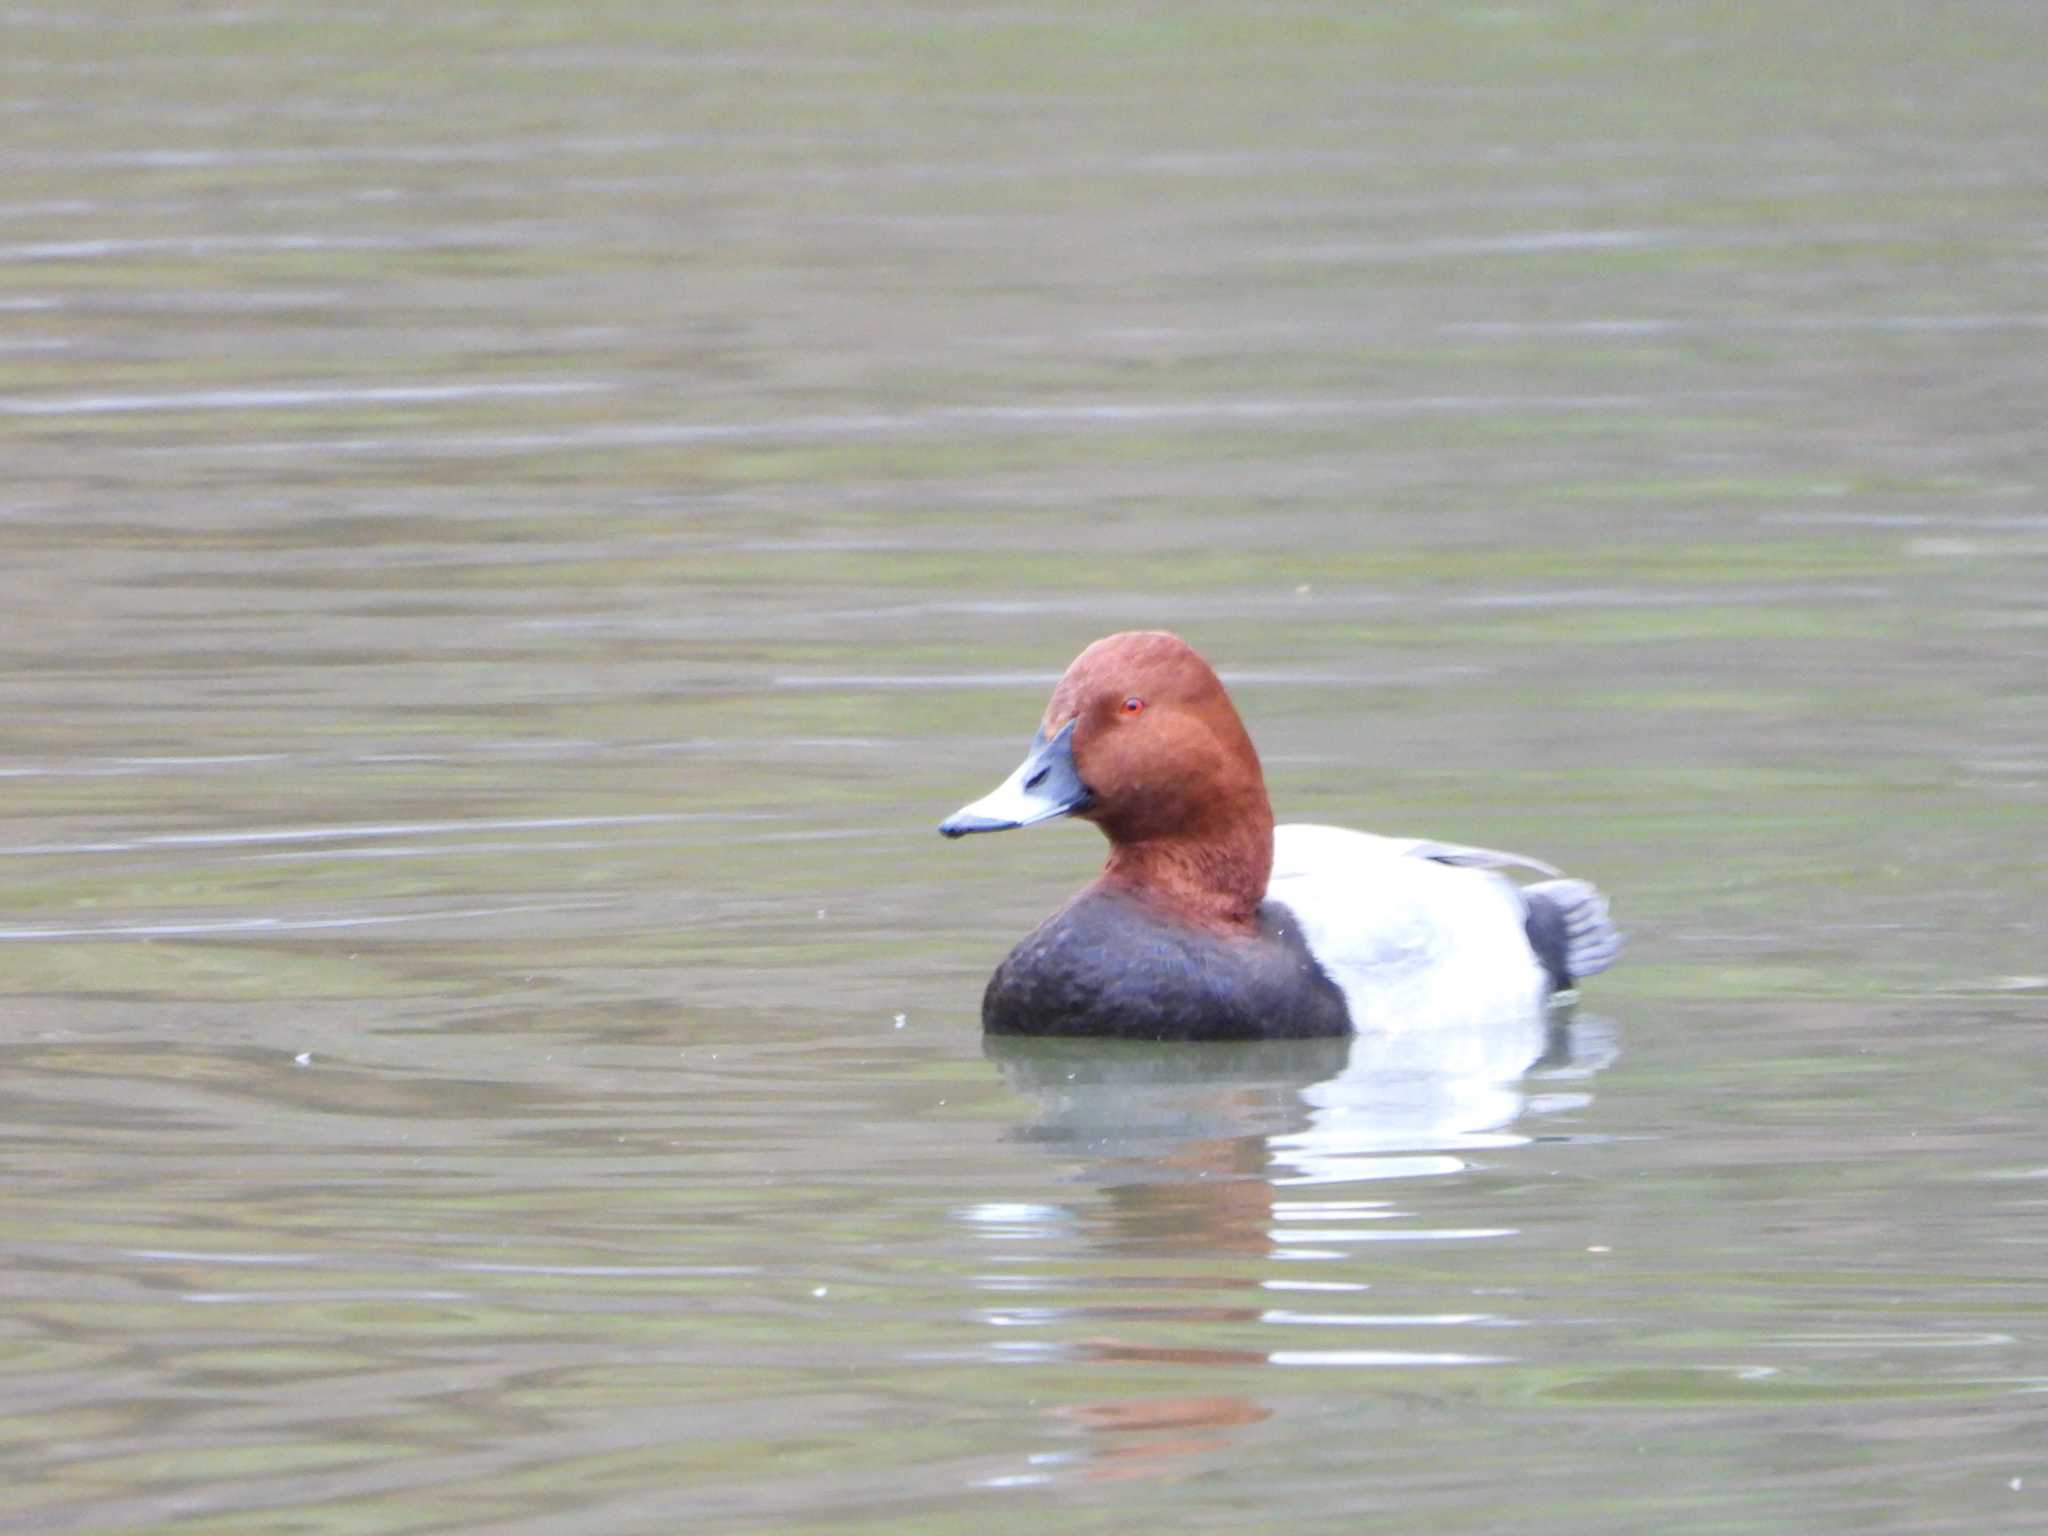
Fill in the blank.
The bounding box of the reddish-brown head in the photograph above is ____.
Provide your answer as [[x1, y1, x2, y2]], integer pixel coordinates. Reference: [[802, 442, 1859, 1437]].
[[939, 631, 1277, 930], [1041, 632, 1275, 928]]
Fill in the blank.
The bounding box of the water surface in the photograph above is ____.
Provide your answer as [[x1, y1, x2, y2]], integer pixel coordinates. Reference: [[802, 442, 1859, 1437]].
[[3, 3, 2046, 1532]]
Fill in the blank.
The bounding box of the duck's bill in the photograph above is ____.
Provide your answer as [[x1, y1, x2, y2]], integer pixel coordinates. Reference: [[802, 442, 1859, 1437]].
[[939, 719, 1093, 837]]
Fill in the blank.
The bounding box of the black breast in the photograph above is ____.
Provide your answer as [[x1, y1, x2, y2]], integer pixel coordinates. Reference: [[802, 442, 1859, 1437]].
[[980, 887, 1351, 1041]]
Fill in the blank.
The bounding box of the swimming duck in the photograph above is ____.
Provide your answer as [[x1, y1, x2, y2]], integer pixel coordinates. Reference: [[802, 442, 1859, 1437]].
[[940, 631, 1620, 1039]]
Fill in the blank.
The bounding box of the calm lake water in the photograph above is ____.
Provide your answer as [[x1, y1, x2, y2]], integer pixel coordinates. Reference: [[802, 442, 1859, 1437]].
[[4, 3, 2046, 1532]]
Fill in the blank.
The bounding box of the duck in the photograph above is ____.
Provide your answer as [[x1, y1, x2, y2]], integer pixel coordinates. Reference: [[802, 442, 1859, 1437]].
[[939, 630, 1621, 1040]]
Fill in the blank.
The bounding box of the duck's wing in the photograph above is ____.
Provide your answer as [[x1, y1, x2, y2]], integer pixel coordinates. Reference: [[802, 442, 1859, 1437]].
[[1271, 824, 1561, 880], [1387, 838, 1562, 879]]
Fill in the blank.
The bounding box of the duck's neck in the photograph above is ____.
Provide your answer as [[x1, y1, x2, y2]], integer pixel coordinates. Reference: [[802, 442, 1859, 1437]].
[[1096, 813, 1274, 935]]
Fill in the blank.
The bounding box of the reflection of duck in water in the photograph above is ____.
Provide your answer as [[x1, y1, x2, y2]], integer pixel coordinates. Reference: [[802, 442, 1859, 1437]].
[[969, 1018, 1617, 1484], [942, 631, 1621, 1040], [988, 1033, 1361, 1259], [987, 1012, 1616, 1202]]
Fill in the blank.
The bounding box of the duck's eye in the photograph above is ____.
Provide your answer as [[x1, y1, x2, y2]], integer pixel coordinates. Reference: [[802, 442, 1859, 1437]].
[[1121, 696, 1145, 716]]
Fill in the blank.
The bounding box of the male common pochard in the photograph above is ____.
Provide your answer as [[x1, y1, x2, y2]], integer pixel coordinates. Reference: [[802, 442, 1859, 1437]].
[[940, 631, 1621, 1039]]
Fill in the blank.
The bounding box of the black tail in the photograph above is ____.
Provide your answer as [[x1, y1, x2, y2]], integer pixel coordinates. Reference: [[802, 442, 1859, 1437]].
[[1522, 878, 1623, 990]]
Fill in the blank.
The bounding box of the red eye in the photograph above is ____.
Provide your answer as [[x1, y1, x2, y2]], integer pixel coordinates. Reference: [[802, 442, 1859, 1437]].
[[1121, 696, 1145, 715]]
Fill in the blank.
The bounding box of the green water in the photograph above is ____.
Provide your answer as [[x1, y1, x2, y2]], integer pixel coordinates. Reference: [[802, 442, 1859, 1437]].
[[3, 2, 2045, 1531]]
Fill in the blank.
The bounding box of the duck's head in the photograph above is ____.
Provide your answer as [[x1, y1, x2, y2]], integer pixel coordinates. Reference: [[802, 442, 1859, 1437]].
[[940, 633, 1274, 908]]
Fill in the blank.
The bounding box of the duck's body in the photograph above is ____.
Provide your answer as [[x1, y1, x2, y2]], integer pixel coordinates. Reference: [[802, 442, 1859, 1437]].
[[943, 632, 1620, 1041], [983, 884, 1349, 1040]]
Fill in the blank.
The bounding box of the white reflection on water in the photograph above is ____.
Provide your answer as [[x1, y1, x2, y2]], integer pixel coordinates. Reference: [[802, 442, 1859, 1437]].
[[966, 1015, 1622, 1351], [0, 899, 610, 941], [0, 810, 772, 858], [953, 1011, 1616, 1450], [1268, 1011, 1616, 1186], [154, 391, 1686, 462], [0, 380, 613, 417], [979, 1008, 1616, 1199], [1265, 1349, 1510, 1366]]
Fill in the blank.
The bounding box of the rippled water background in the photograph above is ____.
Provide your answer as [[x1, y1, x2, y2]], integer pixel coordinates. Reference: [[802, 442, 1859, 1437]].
[[4, 3, 2046, 1531]]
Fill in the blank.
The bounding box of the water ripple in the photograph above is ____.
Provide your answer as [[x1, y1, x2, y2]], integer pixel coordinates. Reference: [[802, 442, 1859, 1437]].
[[0, 381, 613, 417]]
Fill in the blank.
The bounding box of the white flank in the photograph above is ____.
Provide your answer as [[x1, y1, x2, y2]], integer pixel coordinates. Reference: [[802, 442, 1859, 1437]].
[[1266, 823, 1549, 1033]]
